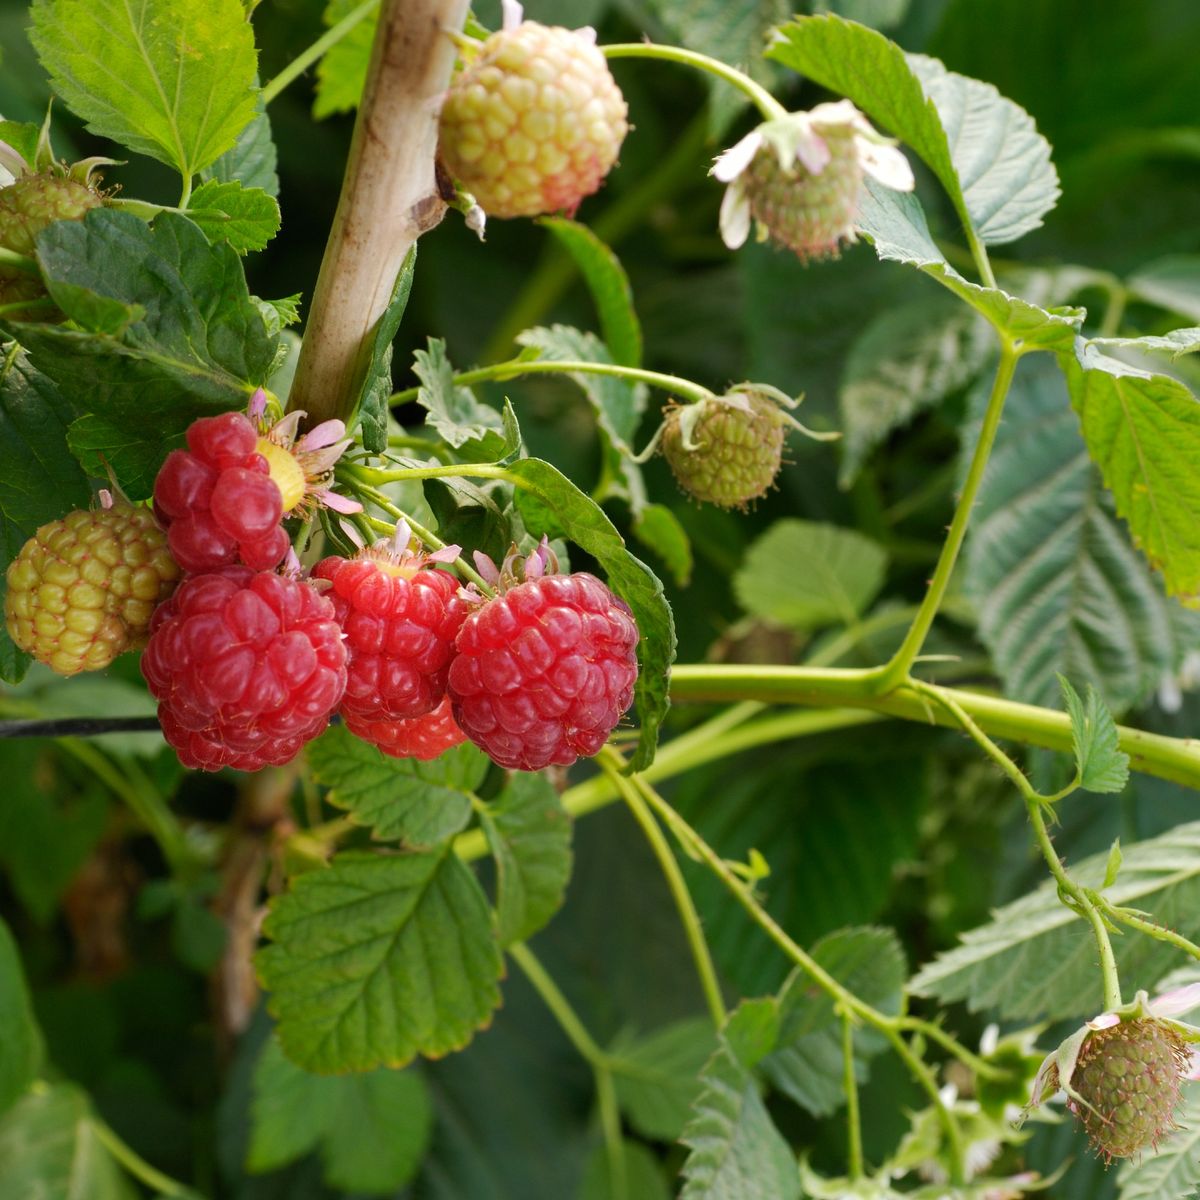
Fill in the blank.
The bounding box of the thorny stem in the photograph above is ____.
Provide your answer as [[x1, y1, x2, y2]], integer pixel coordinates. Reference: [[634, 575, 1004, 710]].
[[1096, 903, 1200, 965], [509, 942, 627, 1200], [597, 751, 727, 1027], [898, 1017, 1007, 1081], [842, 1011, 864, 1180], [260, 0, 380, 105], [388, 358, 714, 407], [92, 1113, 199, 1197], [602, 43, 788, 122]]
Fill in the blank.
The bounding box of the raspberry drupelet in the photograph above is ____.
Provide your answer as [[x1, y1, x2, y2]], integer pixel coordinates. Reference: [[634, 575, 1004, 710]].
[[342, 696, 467, 761], [448, 543, 639, 771]]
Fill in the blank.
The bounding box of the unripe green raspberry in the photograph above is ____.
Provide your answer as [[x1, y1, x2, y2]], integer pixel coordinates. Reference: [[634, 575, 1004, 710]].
[[662, 393, 787, 509], [439, 20, 628, 219], [0, 171, 104, 320], [5, 501, 181, 676], [1070, 1018, 1190, 1160]]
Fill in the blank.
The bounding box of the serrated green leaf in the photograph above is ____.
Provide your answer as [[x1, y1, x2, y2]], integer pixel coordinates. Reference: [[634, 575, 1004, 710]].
[[0, 353, 92, 683], [516, 325, 646, 453], [358, 247, 416, 453], [66, 415, 186, 502], [0, 1085, 135, 1200], [314, 0, 377, 119], [202, 90, 280, 197], [257, 848, 503, 1073], [733, 519, 887, 630], [505, 457, 675, 771], [1059, 675, 1130, 794], [8, 209, 275, 499], [186, 180, 281, 254], [723, 997, 782, 1070], [856, 182, 1084, 349], [307, 724, 485, 847], [763, 927, 905, 1117], [540, 219, 643, 367], [0, 917, 42, 1113], [1116, 1084, 1200, 1199], [1091, 329, 1200, 361], [679, 1039, 799, 1200], [479, 772, 572, 947], [610, 1018, 718, 1142], [0, 120, 40, 166], [961, 356, 1185, 713], [1127, 256, 1200, 324], [838, 298, 991, 486], [414, 337, 509, 459], [633, 503, 693, 587], [909, 820, 1200, 1021], [29, 0, 257, 177], [812, 0, 909, 27], [249, 1037, 432, 1192], [580, 1139, 671, 1200], [768, 15, 1058, 245], [1059, 337, 1200, 604], [256, 294, 303, 335]]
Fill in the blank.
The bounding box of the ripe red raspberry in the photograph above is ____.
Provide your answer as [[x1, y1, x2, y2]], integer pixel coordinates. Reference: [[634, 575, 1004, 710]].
[[312, 536, 466, 723], [438, 14, 628, 219], [343, 697, 466, 761], [154, 412, 290, 574], [141, 567, 347, 772], [448, 562, 639, 771], [5, 497, 179, 675]]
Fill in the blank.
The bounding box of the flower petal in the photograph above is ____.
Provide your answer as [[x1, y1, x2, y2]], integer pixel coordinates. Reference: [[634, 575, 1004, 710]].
[[718, 184, 752, 250], [574, 26, 597, 45], [314, 488, 362, 514], [711, 131, 762, 182], [808, 99, 861, 128], [1150, 981, 1200, 1018], [1086, 1011, 1121, 1030], [1187, 1047, 1200, 1081], [296, 418, 349, 452], [501, 0, 523, 31], [792, 127, 831, 175], [857, 138, 915, 192]]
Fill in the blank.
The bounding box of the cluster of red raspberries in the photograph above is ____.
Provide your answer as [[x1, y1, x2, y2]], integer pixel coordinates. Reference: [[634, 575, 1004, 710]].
[[7, 403, 640, 774]]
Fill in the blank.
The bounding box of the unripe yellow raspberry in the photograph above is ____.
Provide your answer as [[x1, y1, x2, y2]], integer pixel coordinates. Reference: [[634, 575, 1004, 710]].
[[438, 20, 628, 219], [5, 501, 180, 676]]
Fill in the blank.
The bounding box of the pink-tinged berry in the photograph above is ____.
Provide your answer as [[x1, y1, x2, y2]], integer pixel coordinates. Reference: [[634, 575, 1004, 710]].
[[712, 101, 914, 261], [662, 390, 788, 509], [141, 567, 347, 772], [312, 526, 466, 724], [438, 4, 628, 219], [0, 166, 105, 320], [343, 696, 467, 761], [5, 495, 180, 675], [448, 544, 639, 771]]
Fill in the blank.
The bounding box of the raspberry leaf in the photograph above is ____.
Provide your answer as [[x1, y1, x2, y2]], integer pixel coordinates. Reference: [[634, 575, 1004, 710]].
[[479, 772, 572, 947], [313, 0, 377, 119], [633, 503, 693, 588], [580, 1140, 671, 1200], [1126, 256, 1200, 325], [308, 724, 485, 847], [1090, 328, 1200, 362], [505, 457, 676, 771], [1058, 338, 1200, 605], [201, 91, 280, 198], [29, 0, 258, 179], [185, 180, 281, 254], [1059, 675, 1130, 795], [257, 848, 504, 1073], [0, 917, 42, 1114], [248, 1037, 432, 1192], [414, 337, 512, 460]]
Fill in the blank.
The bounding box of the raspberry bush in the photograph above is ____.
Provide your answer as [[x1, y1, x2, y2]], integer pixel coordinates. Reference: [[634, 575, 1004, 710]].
[[1, 2, 1200, 1199]]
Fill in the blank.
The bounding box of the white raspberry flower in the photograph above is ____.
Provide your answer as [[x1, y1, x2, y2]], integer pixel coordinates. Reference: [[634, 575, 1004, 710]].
[[711, 101, 914, 261]]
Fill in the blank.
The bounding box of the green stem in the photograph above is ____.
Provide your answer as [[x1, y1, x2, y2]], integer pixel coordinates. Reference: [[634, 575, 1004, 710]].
[[260, 0, 380, 105], [602, 43, 787, 122], [965, 224, 997, 289], [874, 342, 1019, 691], [595, 1066, 628, 1200], [177, 174, 192, 209], [1098, 282, 1129, 339], [388, 358, 713, 408], [0, 248, 39, 274], [0, 298, 56, 317], [598, 750, 727, 1028], [1098, 903, 1200, 964], [897, 1017, 1007, 1080], [666, 665, 1200, 792], [842, 1011, 864, 1180], [92, 1117, 198, 1197]]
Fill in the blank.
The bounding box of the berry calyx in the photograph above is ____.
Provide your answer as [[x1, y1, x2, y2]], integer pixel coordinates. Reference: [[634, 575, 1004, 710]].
[[448, 543, 639, 771], [661, 389, 788, 509], [312, 525, 467, 724], [438, 6, 628, 219], [4, 494, 180, 675], [1069, 1018, 1190, 1161], [141, 566, 347, 772], [343, 696, 467, 761]]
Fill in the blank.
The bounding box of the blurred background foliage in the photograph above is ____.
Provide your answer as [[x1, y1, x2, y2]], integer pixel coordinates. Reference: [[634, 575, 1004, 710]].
[[1, 0, 1199, 1196]]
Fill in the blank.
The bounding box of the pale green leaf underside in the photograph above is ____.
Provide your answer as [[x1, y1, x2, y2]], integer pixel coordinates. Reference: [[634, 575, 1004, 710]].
[[580, 1140, 671, 1200], [910, 820, 1200, 1021], [962, 356, 1183, 714], [256, 848, 503, 1073], [734, 519, 887, 629], [1127, 256, 1200, 324], [307, 725, 484, 847], [30, 0, 258, 177], [1059, 675, 1130, 794], [1091, 328, 1200, 361], [1117, 1085, 1200, 1200], [0, 918, 43, 1113], [1060, 339, 1200, 604]]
